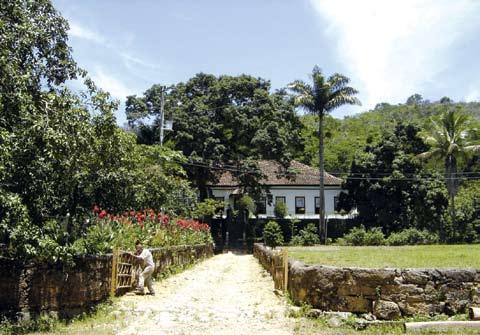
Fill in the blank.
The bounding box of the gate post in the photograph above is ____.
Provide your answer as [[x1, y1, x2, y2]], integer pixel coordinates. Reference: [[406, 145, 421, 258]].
[[110, 248, 119, 297]]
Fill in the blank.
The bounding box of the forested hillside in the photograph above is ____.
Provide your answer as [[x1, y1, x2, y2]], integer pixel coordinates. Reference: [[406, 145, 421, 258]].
[[298, 95, 480, 174]]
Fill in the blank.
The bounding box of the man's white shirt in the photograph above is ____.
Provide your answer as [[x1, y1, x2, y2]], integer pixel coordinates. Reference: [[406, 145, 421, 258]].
[[139, 248, 154, 268]]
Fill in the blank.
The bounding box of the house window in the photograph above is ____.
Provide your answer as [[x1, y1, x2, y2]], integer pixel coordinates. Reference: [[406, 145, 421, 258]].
[[314, 197, 320, 214], [256, 197, 266, 215], [275, 196, 286, 205], [295, 196, 305, 214]]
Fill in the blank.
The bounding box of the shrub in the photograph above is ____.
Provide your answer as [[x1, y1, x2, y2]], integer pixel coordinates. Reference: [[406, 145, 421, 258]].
[[238, 195, 255, 214], [72, 208, 213, 255], [386, 228, 439, 246], [364, 227, 386, 246], [290, 224, 320, 246], [274, 201, 288, 218], [263, 220, 284, 249], [341, 225, 386, 246]]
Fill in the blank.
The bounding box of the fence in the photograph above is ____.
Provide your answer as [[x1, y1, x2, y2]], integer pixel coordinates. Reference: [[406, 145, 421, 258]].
[[0, 244, 213, 320]]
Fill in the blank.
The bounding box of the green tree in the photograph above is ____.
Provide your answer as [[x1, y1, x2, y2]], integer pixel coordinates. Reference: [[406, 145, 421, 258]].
[[289, 66, 360, 243], [418, 107, 480, 222], [126, 74, 302, 199], [340, 124, 449, 237], [263, 220, 284, 249]]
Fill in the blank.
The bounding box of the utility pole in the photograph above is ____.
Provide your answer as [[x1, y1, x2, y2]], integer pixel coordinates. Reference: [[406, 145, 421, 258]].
[[159, 86, 165, 146]]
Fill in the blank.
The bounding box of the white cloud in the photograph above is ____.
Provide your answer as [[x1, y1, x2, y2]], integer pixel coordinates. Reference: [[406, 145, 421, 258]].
[[91, 67, 133, 100], [310, 0, 480, 109], [69, 22, 106, 44]]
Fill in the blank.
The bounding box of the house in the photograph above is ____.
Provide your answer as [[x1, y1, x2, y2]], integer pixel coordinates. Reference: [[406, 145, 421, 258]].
[[208, 160, 343, 219]]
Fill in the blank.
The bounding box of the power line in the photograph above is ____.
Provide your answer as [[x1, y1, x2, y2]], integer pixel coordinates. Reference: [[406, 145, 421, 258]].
[[172, 158, 480, 182]]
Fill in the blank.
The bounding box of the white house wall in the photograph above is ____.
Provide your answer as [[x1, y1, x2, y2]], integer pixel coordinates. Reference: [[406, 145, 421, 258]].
[[210, 186, 343, 219]]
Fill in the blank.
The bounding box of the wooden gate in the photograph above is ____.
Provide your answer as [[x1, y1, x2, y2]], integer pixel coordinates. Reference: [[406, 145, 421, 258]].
[[110, 249, 138, 296]]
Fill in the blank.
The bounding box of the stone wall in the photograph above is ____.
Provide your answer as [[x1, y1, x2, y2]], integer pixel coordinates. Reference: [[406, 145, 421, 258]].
[[253, 243, 480, 320], [0, 244, 213, 320]]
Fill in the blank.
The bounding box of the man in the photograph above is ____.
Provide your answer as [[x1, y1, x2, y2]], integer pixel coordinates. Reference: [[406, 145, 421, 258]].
[[130, 240, 155, 296]]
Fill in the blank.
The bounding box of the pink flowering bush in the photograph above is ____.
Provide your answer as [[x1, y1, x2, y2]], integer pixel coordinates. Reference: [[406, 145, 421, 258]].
[[72, 206, 213, 254]]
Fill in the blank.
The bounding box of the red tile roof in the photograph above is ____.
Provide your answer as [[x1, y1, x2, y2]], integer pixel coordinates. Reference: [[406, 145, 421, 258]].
[[210, 160, 342, 187]]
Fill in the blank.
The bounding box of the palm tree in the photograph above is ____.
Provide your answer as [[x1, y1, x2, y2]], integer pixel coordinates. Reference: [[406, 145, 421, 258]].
[[289, 66, 360, 244], [418, 107, 480, 223]]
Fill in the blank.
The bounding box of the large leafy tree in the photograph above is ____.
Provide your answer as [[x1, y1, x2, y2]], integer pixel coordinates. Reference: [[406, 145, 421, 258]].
[[288, 66, 360, 243], [126, 74, 303, 199], [418, 107, 480, 221], [340, 124, 449, 238], [0, 0, 197, 261]]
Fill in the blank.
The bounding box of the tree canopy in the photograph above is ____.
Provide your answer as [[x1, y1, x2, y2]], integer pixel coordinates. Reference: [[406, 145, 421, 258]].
[[126, 73, 303, 198]]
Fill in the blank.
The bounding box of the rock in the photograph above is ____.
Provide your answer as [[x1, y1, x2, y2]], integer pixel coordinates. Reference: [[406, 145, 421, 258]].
[[327, 316, 343, 327], [306, 308, 323, 318], [360, 313, 376, 321], [352, 269, 396, 285], [402, 270, 430, 285], [344, 296, 371, 313], [373, 300, 401, 320], [323, 311, 353, 319]]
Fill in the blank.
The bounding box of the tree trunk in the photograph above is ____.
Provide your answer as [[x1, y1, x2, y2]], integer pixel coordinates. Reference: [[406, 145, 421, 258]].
[[318, 113, 326, 244], [446, 156, 457, 234]]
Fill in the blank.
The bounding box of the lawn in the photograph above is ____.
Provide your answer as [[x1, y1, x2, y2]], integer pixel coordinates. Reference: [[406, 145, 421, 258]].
[[287, 244, 480, 268]]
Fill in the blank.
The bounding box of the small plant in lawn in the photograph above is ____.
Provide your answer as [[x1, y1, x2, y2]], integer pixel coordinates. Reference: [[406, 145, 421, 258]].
[[386, 228, 439, 246], [263, 220, 284, 249], [340, 225, 386, 246]]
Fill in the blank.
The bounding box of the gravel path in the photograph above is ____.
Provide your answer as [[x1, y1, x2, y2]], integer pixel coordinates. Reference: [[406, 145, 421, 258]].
[[117, 253, 294, 335]]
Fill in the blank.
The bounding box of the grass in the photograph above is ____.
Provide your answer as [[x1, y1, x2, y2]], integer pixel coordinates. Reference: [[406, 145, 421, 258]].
[[23, 301, 128, 335], [287, 244, 480, 268], [293, 317, 480, 335]]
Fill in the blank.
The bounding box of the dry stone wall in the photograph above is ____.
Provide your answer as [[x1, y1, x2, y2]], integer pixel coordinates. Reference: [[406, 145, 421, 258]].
[[0, 244, 213, 320], [253, 243, 480, 320]]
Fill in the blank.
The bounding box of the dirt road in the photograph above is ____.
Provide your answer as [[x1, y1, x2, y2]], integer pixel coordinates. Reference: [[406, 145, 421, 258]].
[[117, 253, 294, 335]]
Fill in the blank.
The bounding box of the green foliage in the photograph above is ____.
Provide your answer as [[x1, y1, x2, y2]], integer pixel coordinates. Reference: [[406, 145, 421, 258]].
[[193, 199, 224, 221], [418, 106, 480, 200], [339, 225, 386, 246], [290, 224, 320, 246], [386, 228, 439, 246], [263, 220, 284, 249], [126, 74, 302, 199], [274, 201, 288, 218], [0, 0, 199, 263], [238, 195, 256, 214], [73, 211, 213, 255], [339, 226, 439, 246], [340, 124, 449, 237], [451, 180, 480, 242]]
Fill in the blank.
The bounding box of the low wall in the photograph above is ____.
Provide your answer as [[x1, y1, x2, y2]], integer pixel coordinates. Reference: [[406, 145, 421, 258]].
[[0, 244, 213, 320], [253, 243, 480, 320]]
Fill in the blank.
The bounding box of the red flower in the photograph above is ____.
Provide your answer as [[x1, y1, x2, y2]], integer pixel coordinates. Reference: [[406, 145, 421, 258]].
[[162, 215, 169, 225], [99, 210, 107, 219]]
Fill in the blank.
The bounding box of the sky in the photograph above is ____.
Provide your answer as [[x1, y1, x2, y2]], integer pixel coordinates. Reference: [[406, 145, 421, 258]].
[[52, 0, 480, 125]]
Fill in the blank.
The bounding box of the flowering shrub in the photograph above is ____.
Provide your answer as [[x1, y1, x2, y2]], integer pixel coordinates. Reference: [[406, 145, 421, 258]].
[[72, 207, 213, 254]]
